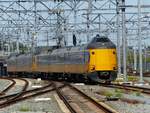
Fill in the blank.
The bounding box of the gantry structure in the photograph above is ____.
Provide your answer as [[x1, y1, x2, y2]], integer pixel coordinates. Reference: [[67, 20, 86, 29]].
[[0, 0, 121, 49], [0, 0, 149, 46]]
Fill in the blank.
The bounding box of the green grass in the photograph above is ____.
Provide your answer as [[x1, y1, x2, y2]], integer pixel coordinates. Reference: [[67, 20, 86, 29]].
[[19, 106, 30, 112], [135, 92, 141, 96], [114, 89, 123, 98], [128, 76, 139, 82], [115, 93, 123, 98], [134, 91, 142, 97], [105, 91, 114, 98], [99, 89, 123, 99], [115, 89, 124, 93], [115, 77, 124, 83], [115, 76, 139, 82]]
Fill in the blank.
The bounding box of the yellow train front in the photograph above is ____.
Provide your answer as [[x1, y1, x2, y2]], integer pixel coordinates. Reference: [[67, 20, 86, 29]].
[[7, 34, 117, 83], [87, 35, 117, 82]]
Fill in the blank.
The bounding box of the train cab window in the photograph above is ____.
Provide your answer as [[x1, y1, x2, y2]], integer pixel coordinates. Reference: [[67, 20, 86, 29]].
[[96, 38, 109, 42]]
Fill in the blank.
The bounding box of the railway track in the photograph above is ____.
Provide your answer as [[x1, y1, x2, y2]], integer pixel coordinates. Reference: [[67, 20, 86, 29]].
[[0, 77, 29, 96], [16, 78, 29, 92], [0, 81, 52, 101], [0, 80, 65, 108], [53, 82, 118, 113], [0, 77, 16, 95], [99, 83, 150, 95], [7, 78, 29, 100], [128, 72, 150, 77]]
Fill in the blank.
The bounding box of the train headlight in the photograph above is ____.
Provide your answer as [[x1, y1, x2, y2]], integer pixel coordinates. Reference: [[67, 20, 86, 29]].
[[113, 67, 116, 70], [90, 65, 95, 71]]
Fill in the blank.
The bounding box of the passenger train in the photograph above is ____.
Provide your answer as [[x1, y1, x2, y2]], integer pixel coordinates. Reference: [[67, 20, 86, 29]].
[[7, 35, 117, 83]]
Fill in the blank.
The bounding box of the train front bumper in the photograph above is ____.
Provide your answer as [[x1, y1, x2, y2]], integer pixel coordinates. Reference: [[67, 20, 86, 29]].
[[87, 71, 117, 82]]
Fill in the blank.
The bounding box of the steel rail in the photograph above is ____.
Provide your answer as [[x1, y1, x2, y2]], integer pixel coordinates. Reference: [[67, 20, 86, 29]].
[[53, 82, 117, 113], [0, 81, 52, 101], [52, 82, 77, 113], [99, 83, 150, 95], [0, 77, 16, 95], [0, 82, 66, 108], [67, 83, 118, 113], [5, 78, 29, 101]]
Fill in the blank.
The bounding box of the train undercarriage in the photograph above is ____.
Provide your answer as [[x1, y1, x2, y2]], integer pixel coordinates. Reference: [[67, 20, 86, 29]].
[[8, 71, 117, 84]]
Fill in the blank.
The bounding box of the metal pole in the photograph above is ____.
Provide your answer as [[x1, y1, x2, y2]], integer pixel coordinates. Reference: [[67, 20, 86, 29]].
[[73, 0, 77, 46], [32, 0, 37, 53], [138, 0, 143, 83], [16, 0, 20, 54], [74, 1, 77, 35], [1, 35, 4, 56], [46, 31, 49, 47], [144, 45, 147, 72], [87, 0, 92, 42], [122, 0, 127, 82], [16, 36, 19, 53], [64, 21, 68, 46], [133, 47, 137, 72], [116, 0, 121, 77], [99, 14, 101, 34]]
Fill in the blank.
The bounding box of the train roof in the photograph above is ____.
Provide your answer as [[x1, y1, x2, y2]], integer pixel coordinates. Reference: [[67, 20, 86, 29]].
[[87, 35, 116, 49], [44, 35, 115, 54], [51, 45, 87, 54], [7, 35, 116, 58]]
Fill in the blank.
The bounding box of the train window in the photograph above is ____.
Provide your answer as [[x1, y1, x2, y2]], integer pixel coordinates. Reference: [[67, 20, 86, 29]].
[[96, 38, 109, 42]]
